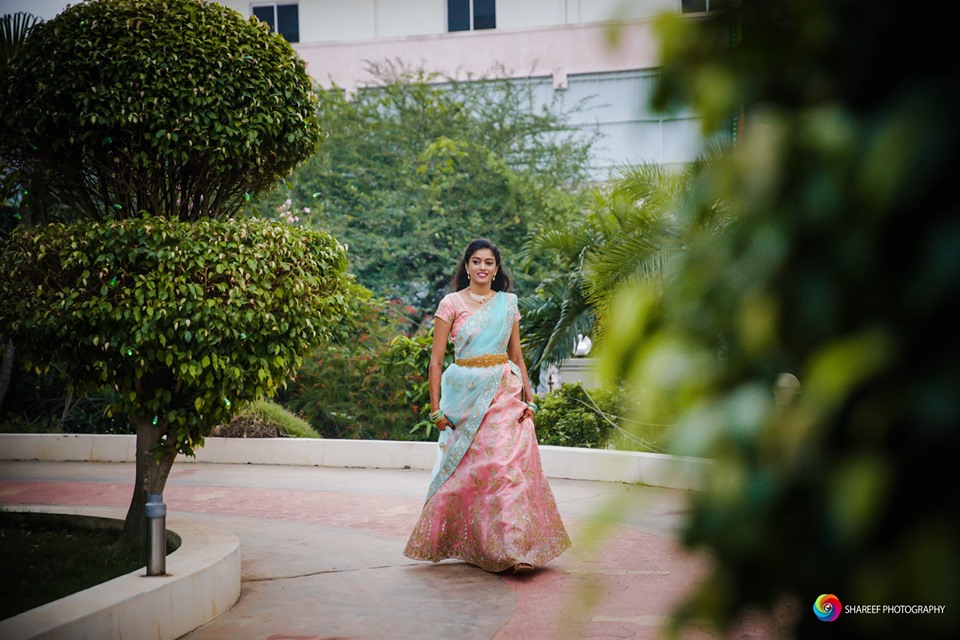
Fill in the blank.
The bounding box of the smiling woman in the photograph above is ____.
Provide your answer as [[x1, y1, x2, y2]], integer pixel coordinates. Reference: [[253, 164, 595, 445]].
[[403, 238, 571, 574]]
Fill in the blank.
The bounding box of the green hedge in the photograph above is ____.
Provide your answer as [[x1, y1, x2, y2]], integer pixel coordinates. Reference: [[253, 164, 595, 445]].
[[0, 216, 349, 455], [534, 383, 623, 449]]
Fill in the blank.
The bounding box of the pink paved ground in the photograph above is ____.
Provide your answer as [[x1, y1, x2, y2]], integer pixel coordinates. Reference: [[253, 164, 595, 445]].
[[0, 462, 794, 639]]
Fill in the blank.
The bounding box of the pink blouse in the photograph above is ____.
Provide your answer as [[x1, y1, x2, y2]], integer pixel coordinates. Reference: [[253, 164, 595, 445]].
[[434, 291, 521, 341]]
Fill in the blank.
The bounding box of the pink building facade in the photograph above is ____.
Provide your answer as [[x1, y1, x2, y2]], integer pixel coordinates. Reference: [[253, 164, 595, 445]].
[[6, 0, 717, 176]]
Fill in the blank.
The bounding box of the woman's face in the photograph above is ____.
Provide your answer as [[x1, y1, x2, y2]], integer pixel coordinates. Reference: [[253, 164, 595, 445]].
[[466, 248, 498, 287]]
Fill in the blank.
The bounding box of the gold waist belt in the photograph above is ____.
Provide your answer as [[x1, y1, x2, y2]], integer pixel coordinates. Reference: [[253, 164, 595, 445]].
[[455, 353, 509, 368]]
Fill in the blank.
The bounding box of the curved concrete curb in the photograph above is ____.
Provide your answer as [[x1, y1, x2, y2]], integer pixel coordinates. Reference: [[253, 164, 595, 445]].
[[0, 506, 241, 640], [0, 433, 711, 491]]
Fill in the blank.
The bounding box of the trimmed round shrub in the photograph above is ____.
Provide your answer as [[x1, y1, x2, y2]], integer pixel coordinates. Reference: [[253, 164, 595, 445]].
[[0, 0, 321, 220], [0, 216, 349, 455]]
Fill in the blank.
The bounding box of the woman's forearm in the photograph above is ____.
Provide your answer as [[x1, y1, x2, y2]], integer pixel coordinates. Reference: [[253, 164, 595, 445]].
[[429, 362, 443, 411], [507, 320, 534, 401], [518, 360, 534, 402], [429, 318, 452, 412]]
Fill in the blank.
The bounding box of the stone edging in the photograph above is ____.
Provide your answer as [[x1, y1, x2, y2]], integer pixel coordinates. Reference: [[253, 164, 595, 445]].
[[0, 433, 711, 491], [0, 505, 240, 640]]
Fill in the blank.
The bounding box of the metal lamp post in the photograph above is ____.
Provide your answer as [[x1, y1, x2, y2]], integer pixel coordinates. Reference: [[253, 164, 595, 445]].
[[145, 492, 167, 576]]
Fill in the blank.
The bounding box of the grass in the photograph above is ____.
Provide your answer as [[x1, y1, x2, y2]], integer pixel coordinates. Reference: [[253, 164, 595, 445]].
[[212, 399, 320, 438], [248, 400, 319, 438], [0, 511, 171, 621]]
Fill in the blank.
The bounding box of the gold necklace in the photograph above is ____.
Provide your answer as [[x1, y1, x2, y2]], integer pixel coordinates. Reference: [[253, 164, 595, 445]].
[[468, 290, 492, 305]]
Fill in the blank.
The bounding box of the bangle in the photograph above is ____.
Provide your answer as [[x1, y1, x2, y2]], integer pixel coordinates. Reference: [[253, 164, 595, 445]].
[[526, 402, 539, 415], [429, 410, 445, 423]]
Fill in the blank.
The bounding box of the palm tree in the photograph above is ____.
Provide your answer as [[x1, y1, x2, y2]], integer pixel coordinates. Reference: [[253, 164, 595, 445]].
[[521, 143, 729, 382], [0, 11, 42, 414], [0, 12, 41, 67], [1, 11, 43, 212], [581, 162, 687, 339], [519, 228, 595, 384]]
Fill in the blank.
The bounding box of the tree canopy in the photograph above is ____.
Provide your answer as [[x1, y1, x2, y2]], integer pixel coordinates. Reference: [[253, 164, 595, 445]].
[[250, 62, 597, 315], [0, 0, 343, 546], [520, 160, 713, 379], [0, 0, 321, 220], [1, 217, 349, 452]]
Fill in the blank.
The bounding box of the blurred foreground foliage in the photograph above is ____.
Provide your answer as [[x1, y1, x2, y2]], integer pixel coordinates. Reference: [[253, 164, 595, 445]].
[[599, 1, 959, 638]]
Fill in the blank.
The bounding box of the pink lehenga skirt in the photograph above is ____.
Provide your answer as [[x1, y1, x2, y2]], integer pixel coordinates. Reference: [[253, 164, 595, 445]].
[[403, 371, 571, 572]]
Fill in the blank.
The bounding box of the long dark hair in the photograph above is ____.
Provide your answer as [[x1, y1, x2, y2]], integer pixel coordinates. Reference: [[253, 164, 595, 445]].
[[449, 238, 513, 293]]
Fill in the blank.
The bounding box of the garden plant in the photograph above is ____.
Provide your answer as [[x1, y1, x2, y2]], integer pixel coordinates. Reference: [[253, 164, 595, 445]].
[[598, 1, 960, 637], [0, 0, 349, 546]]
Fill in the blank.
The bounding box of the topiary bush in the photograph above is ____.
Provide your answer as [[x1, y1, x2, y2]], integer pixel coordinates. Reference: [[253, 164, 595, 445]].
[[0, 216, 349, 543], [0, 215, 348, 448], [0, 0, 321, 220], [0, 0, 330, 547]]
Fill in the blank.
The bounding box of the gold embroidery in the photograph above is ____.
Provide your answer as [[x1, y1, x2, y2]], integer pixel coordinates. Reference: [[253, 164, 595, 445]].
[[455, 353, 508, 368]]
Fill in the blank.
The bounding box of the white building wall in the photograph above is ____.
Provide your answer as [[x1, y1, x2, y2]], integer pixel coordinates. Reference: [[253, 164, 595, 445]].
[[305, 0, 377, 42], [6, 1, 684, 40], [574, 0, 676, 24], [2, 0, 708, 173], [374, 0, 444, 39], [286, 0, 681, 39], [498, 0, 677, 30], [0, 0, 68, 19], [497, 0, 565, 29]]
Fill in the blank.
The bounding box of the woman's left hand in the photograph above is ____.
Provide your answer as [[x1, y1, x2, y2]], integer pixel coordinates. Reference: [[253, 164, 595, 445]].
[[520, 407, 535, 423]]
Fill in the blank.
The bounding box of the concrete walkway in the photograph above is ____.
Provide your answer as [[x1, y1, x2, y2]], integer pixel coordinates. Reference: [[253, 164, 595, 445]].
[[0, 461, 793, 639]]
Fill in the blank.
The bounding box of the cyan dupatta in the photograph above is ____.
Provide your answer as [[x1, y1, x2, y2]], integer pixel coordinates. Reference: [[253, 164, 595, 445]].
[[426, 291, 519, 500]]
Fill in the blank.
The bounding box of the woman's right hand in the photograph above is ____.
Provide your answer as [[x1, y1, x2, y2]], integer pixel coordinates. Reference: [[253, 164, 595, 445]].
[[436, 416, 455, 431]]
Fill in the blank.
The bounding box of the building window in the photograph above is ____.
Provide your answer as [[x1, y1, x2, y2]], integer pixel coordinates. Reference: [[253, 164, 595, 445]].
[[681, 1, 724, 12], [448, 0, 496, 32], [252, 3, 299, 43]]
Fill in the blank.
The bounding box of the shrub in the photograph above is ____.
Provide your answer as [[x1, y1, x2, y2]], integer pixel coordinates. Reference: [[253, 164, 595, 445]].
[[384, 330, 453, 440], [0, 369, 132, 434], [534, 383, 623, 449], [211, 400, 318, 438], [280, 297, 447, 441], [0, 215, 348, 451], [0, 0, 321, 220]]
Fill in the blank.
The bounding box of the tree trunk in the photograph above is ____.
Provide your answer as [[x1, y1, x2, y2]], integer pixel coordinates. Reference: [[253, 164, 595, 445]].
[[57, 386, 75, 431], [0, 340, 14, 413], [118, 414, 177, 549]]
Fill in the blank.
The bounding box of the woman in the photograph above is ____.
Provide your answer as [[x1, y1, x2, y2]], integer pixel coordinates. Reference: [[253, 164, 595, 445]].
[[403, 238, 571, 573]]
